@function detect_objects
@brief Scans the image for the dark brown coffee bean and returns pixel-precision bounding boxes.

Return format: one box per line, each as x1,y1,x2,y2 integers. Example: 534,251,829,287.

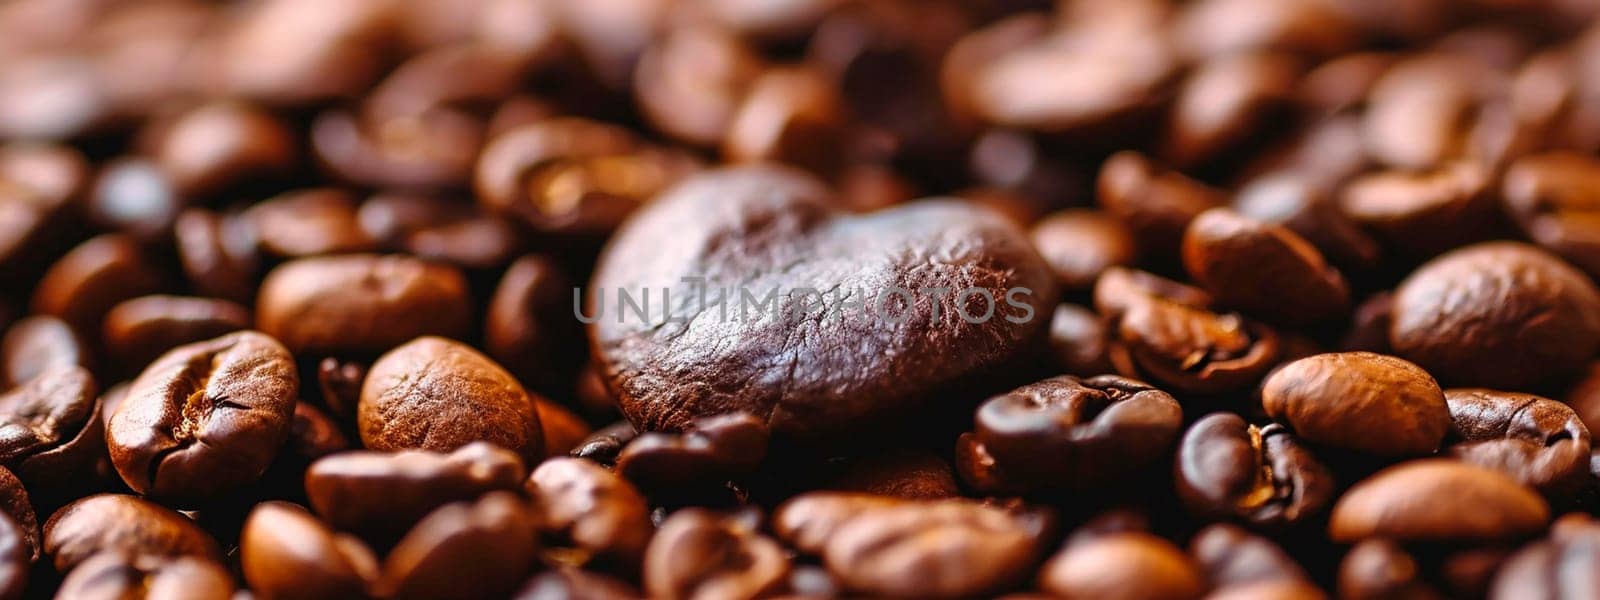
1174,0,1357,59
1261,352,1449,456
150,101,296,199
526,457,653,566
31,234,164,338
107,331,298,503
1338,539,1440,600
1030,209,1136,291
240,502,378,600
590,165,1056,442
84,158,181,241
1182,208,1350,325
1097,151,1227,260
1329,459,1548,543
173,208,260,305
1233,171,1382,273
966,132,1084,213
1189,523,1307,589
0,511,23,600
1038,532,1205,600
513,567,643,600
615,413,768,491
356,194,476,248
819,498,1045,598
485,255,581,394
1443,388,1591,499
644,508,790,600
1,316,88,389
535,398,590,459
0,468,35,564
285,401,350,462
359,337,543,461
315,357,366,420
966,375,1181,493
823,450,960,500
634,24,763,147
43,494,219,572
1162,52,1300,170
1107,293,1281,395
376,491,539,600
0,365,103,486
402,214,524,271
1175,413,1335,528
1338,292,1393,353
257,255,471,357
1490,513,1600,599
1047,304,1113,377
245,188,378,258
722,67,850,176
203,0,393,105
1093,267,1215,317
1360,53,1486,170
1501,150,1600,277
305,442,525,544
101,295,250,371
1339,161,1499,257
572,421,638,466
1391,242,1600,388
54,553,234,600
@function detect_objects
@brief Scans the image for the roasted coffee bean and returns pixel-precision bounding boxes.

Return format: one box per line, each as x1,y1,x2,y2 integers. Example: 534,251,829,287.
615,413,768,490
245,188,378,258
402,214,524,271
107,332,296,503
643,508,790,600
1329,459,1549,543
1047,304,1113,377
376,492,539,600
1338,539,1440,600
173,208,260,305
359,336,543,461
0,468,36,563
634,24,764,147
512,567,643,600
1503,152,1600,277
721,67,850,176
1174,0,1358,59
257,255,472,357
31,234,164,338
315,357,366,420
305,442,526,543
0,512,22,600
572,421,638,466
1175,413,1335,527
1444,389,1591,500
1338,292,1393,353
203,0,394,105
774,493,1045,598
1339,161,1499,257
966,375,1181,492
54,553,233,600
1390,242,1600,389
1097,152,1227,260
1093,267,1215,317
1233,171,1381,273
1189,523,1308,588
1038,532,1205,600
1162,52,1300,170
526,457,653,566
101,295,250,371
1360,53,1485,170
240,502,379,600
1181,208,1349,325
1490,513,1600,599
535,398,591,458
1107,293,1281,395
1261,352,1449,456
589,165,1055,441
148,100,295,199
43,494,219,572
84,158,181,241
823,450,960,499
0,315,88,389
0,365,103,486
1030,209,1136,291
485,255,581,394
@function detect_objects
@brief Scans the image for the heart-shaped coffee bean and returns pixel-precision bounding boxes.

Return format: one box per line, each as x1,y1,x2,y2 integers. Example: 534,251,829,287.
588,165,1057,440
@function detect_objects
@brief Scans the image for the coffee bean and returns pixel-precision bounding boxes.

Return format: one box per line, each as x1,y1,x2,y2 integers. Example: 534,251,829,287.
1502,150,1600,277
315,357,366,420
1030,209,1136,291
1329,459,1549,543
173,208,260,305
31,234,164,338
376,491,539,600
402,214,524,271
0,365,103,487
101,295,250,372
107,331,298,503
615,413,769,491
485,254,582,395
822,450,960,500
1339,161,1499,257
1443,388,1591,500
1391,242,1600,388
257,255,471,357
1047,304,1113,377
1338,292,1393,353
84,158,181,241
0,512,23,600
1107,292,1281,395
722,67,850,176
590,165,1055,441
1182,208,1349,325
534,398,590,459
633,24,763,147
1490,513,1600,598
1,316,89,389
204,0,393,105
1189,523,1308,588
359,337,543,461
1162,52,1300,170
1097,152,1227,260
150,100,296,199
305,442,525,544
241,502,378,600
1337,539,1438,600
54,553,233,600
512,567,643,600
1093,267,1215,317
1360,53,1484,170
526,457,653,566
244,188,378,258
644,508,790,600
571,421,638,466
1038,532,1205,600
965,375,1181,493
1175,413,1335,527
0,468,36,564
1233,171,1382,273
1261,352,1450,456
1175,0,1358,59
43,494,219,572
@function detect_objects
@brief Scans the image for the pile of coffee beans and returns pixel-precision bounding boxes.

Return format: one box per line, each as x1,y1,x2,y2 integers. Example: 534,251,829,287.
9,0,1600,597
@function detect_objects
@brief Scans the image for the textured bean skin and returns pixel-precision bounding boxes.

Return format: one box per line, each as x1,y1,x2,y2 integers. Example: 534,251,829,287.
359,337,544,462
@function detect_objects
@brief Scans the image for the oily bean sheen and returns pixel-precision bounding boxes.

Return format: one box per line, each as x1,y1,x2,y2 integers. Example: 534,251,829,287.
305,442,526,543
54,553,234,600
1175,413,1335,528
1261,352,1449,456
589,165,1056,441
644,508,790,600
101,295,251,371
256,254,472,357
526,457,652,566
1181,208,1349,325
1038,532,1206,600
241,502,378,600
108,331,298,503
0,513,21,600
0,364,101,483
1189,524,1308,588
1444,389,1592,499
1490,514,1600,599
359,337,544,461
1329,459,1549,543
1390,242,1600,389
43,494,219,572
377,492,540,600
